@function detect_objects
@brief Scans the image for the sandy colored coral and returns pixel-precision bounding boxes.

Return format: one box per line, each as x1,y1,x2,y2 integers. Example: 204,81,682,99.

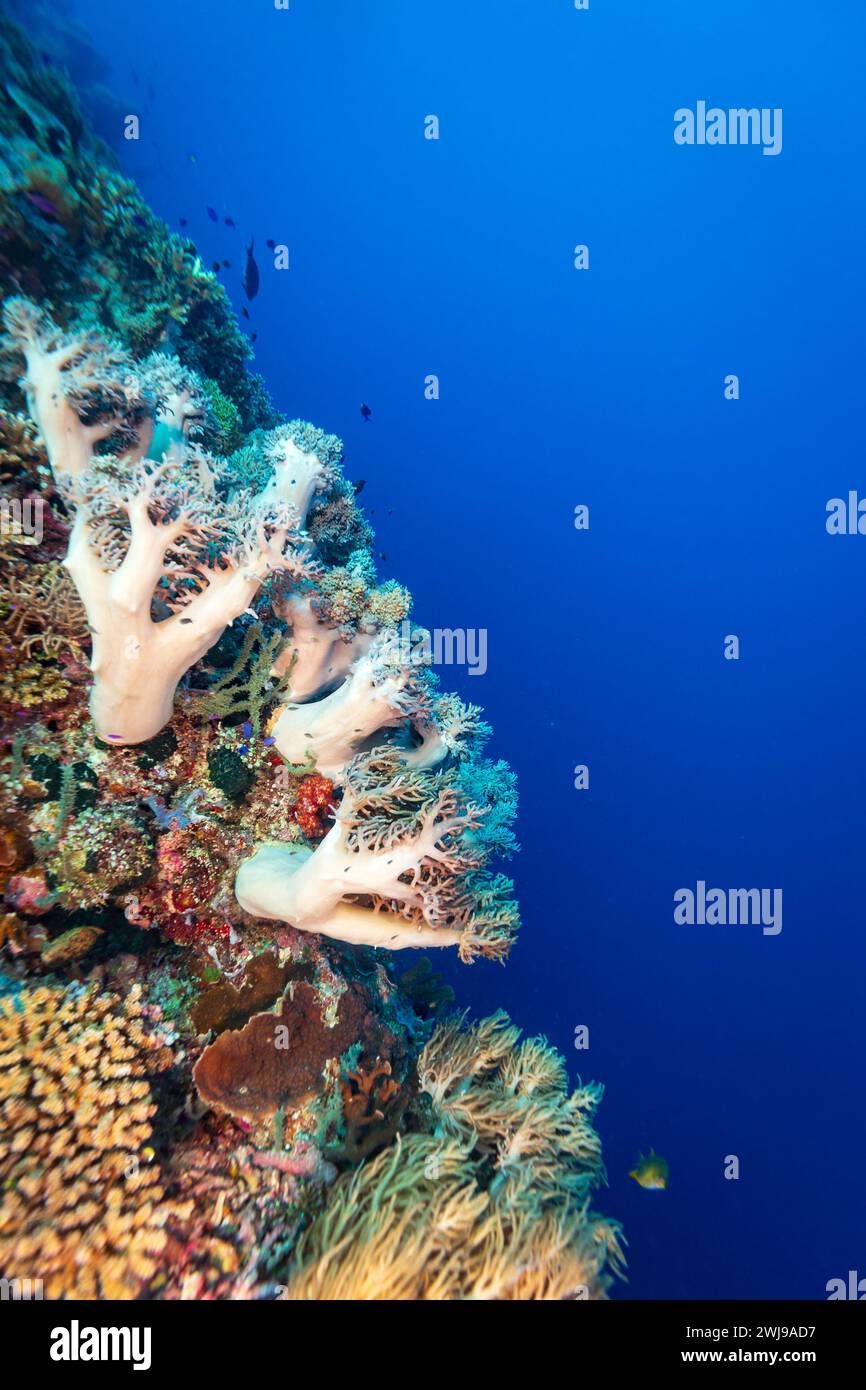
0,558,88,661
0,412,47,484
0,982,192,1299
284,1012,624,1301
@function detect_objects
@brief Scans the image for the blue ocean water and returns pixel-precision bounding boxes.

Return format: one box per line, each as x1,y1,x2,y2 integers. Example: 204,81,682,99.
69,0,865,1300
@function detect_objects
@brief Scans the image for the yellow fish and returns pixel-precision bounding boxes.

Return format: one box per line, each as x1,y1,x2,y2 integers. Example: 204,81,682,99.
629,1150,669,1190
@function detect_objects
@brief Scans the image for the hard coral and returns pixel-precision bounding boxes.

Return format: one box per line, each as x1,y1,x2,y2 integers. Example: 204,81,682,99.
0,982,193,1299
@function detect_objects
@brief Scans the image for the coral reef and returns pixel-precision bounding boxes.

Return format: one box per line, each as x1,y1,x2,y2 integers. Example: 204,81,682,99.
236,748,519,959
0,14,622,1303
285,1012,624,1300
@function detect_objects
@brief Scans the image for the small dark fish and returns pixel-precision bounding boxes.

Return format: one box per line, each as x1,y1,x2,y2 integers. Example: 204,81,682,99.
206,206,218,222
265,238,275,249
131,213,147,229
352,479,366,495
380,552,387,562
241,306,250,319
224,216,236,227
242,238,260,300
179,217,188,227
360,403,371,421
250,332,257,343
222,259,231,268
212,261,222,272
26,191,59,218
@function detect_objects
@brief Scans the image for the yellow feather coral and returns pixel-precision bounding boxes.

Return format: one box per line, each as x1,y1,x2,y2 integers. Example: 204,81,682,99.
284,1012,624,1300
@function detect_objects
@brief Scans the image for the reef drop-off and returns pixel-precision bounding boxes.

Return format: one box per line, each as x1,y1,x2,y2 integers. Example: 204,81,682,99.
0,11,622,1300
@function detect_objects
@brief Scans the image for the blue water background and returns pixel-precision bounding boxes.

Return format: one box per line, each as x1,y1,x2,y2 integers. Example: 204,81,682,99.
67,0,866,1300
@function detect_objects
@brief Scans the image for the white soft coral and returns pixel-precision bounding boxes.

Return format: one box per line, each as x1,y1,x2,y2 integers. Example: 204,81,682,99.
236,750,518,959
269,632,429,778
235,778,473,950
2,298,326,744
66,454,314,743
3,298,154,477
260,425,332,528
269,592,372,701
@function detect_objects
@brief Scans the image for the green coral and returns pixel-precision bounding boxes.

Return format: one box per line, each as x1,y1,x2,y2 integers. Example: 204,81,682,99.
196,624,288,734
200,377,244,455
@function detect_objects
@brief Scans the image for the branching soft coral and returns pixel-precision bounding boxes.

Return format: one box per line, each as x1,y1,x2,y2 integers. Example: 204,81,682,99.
269,591,373,701
269,590,490,783
236,749,520,959
269,632,433,779
3,297,154,478
397,690,492,771
3,298,320,744
257,423,336,530
269,554,410,704
63,454,314,743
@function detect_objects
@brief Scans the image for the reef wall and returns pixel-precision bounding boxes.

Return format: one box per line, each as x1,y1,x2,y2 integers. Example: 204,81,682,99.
0,12,621,1299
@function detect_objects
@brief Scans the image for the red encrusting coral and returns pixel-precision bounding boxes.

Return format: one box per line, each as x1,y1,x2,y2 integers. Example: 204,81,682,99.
291,773,334,839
